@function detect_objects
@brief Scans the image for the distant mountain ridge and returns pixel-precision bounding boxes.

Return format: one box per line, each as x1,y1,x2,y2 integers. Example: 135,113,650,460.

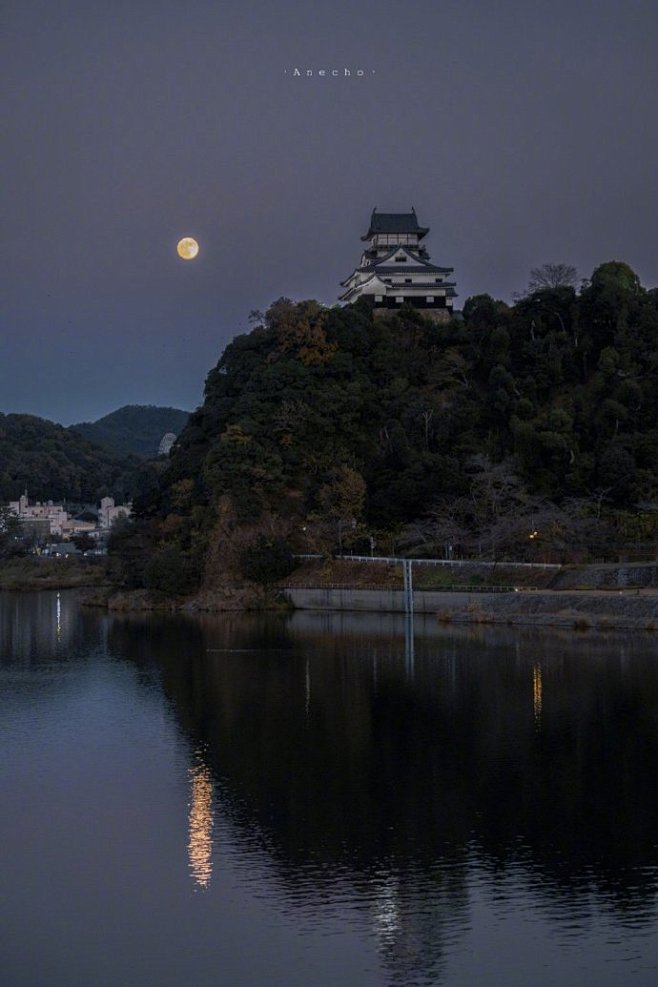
0,413,133,503
70,405,190,459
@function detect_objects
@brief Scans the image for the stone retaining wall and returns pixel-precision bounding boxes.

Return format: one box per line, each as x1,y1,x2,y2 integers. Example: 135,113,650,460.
285,587,658,630
551,563,658,589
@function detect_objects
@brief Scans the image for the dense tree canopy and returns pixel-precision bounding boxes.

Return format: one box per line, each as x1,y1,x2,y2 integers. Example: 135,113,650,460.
112,262,658,592
0,413,138,503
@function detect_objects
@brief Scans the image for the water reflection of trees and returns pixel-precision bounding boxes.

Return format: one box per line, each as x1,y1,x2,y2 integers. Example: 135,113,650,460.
108,612,658,979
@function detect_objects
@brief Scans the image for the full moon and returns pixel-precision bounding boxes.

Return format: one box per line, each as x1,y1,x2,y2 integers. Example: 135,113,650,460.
177,237,199,260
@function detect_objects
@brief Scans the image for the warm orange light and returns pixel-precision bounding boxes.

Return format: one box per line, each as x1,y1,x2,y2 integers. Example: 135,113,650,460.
533,663,543,727
188,763,214,888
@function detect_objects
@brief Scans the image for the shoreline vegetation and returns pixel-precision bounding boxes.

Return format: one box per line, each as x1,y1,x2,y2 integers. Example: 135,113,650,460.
0,557,109,591
77,557,658,632
4,555,658,631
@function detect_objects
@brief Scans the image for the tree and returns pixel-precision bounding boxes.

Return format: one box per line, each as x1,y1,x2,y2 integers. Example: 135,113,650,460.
239,536,295,586
316,465,366,521
0,506,24,559
462,294,501,325
527,264,579,293
144,545,202,596
266,298,337,366
423,499,471,558
590,261,641,294
72,532,95,554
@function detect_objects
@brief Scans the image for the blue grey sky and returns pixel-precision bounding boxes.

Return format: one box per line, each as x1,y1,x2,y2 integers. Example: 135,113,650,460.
2,0,656,424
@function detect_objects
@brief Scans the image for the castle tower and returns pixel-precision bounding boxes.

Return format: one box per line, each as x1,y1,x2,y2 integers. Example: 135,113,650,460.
339,208,457,321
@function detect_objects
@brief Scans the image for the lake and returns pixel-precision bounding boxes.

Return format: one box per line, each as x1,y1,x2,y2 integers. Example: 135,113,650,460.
2,591,658,985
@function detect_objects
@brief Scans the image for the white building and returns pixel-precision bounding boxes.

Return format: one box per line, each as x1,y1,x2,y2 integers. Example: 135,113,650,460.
340,208,457,321
99,497,132,529
8,493,69,537
7,493,102,540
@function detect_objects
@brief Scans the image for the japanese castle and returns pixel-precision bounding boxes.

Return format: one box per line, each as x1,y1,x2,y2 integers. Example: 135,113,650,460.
339,208,457,320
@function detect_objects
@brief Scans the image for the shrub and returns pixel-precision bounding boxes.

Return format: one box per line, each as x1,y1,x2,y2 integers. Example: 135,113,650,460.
143,545,201,596
240,536,295,586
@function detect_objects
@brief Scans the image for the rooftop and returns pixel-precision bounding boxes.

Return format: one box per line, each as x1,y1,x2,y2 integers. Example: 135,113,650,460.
361,208,429,240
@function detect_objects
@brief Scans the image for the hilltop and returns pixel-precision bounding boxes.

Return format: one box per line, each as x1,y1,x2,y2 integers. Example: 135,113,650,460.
0,413,135,503
70,405,190,459
109,261,658,603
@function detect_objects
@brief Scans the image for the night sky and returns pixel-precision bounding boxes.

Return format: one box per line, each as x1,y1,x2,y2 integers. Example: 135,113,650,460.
2,0,656,425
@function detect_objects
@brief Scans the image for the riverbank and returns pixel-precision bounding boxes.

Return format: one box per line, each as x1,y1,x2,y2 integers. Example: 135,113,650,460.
0,557,109,591
283,559,658,630
84,557,658,630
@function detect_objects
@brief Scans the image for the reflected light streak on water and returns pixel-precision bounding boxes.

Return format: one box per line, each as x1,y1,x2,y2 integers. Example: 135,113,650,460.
188,759,215,889
533,660,543,728
372,875,400,943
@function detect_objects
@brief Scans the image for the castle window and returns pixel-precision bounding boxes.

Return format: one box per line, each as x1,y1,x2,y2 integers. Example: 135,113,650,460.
404,279,412,284
395,256,406,262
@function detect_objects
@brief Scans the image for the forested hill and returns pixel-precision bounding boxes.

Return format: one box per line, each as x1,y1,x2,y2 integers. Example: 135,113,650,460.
71,405,190,458
113,261,658,595
0,413,136,503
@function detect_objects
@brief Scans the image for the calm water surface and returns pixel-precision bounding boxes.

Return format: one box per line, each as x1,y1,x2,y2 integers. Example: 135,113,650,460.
2,591,658,985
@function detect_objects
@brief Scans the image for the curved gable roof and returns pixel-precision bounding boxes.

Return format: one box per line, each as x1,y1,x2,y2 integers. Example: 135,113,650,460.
361,207,429,240
369,248,453,274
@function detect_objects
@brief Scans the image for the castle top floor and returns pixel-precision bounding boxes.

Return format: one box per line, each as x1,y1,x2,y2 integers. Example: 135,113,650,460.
361,208,430,255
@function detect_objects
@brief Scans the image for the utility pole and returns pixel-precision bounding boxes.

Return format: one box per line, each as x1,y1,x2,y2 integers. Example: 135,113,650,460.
402,559,415,676
402,559,414,616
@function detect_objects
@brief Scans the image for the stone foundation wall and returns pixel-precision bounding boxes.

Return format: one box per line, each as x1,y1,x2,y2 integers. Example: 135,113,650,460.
552,563,658,589
285,587,658,630
372,307,453,324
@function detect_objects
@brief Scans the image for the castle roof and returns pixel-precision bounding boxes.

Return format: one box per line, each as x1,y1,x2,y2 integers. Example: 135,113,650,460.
362,247,453,273
361,208,429,241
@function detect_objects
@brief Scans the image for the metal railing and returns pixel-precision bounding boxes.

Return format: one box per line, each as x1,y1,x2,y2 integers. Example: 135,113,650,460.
285,583,530,593
334,554,562,570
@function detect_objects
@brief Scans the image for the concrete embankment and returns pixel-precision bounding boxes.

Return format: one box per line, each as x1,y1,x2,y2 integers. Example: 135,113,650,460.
550,562,658,590
285,587,658,630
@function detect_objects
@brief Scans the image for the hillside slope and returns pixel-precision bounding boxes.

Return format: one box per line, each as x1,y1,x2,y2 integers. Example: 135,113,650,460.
109,262,658,597
71,405,190,459
0,413,135,502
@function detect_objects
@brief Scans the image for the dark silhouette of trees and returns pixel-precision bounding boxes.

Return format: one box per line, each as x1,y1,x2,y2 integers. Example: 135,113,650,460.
527,263,579,292
110,262,658,591
0,413,136,503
